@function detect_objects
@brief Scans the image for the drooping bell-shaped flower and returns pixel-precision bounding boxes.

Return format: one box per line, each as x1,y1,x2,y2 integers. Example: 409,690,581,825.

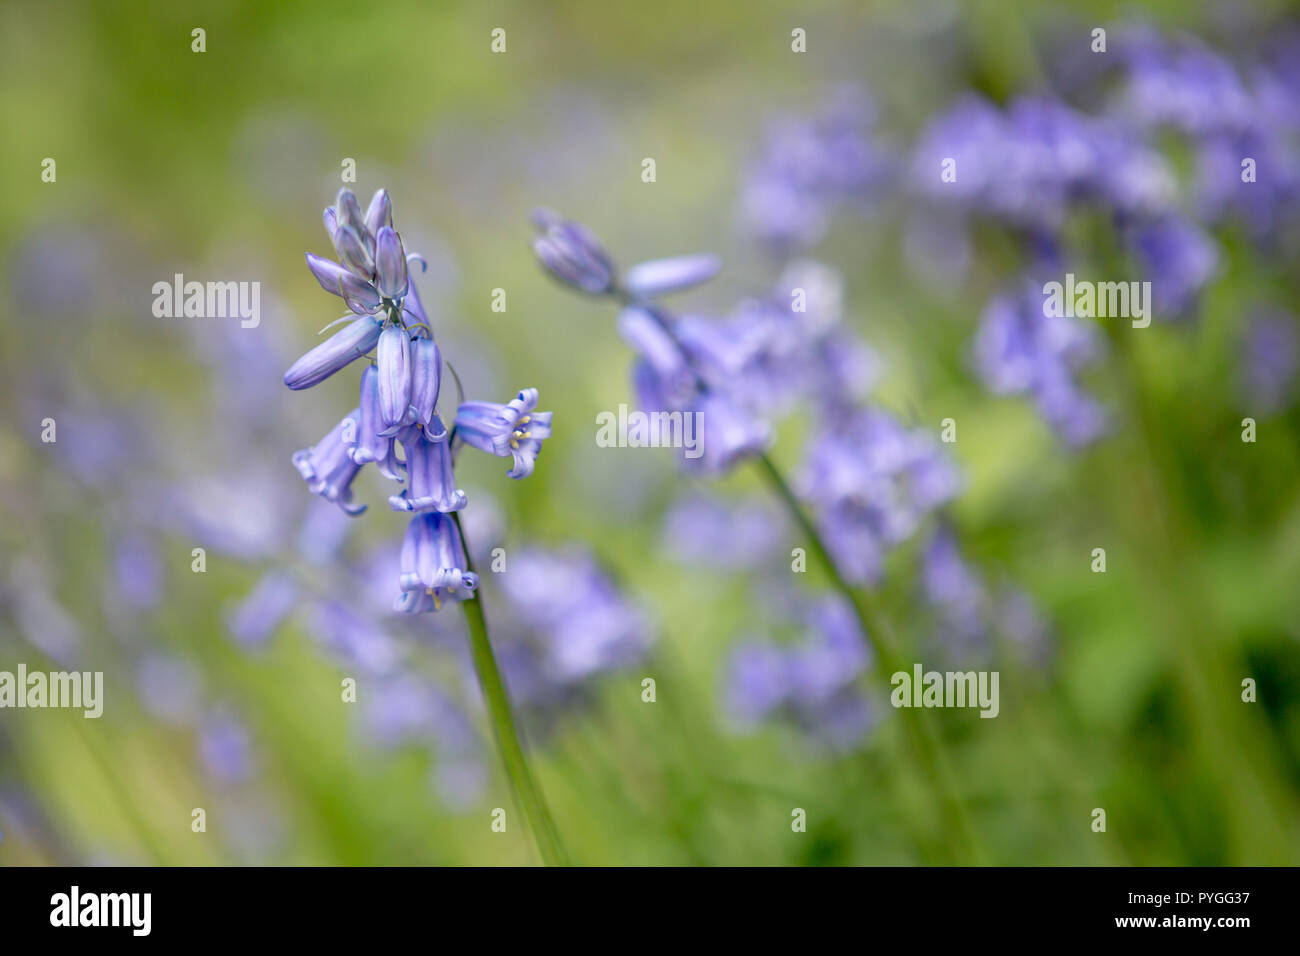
394,512,478,613
283,315,382,390
350,365,405,480
389,417,466,513
408,337,441,428
292,410,366,514
376,325,414,435
454,388,553,479
374,226,408,299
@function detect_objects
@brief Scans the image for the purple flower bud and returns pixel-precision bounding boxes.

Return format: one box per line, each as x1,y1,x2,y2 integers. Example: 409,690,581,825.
305,253,381,314
365,189,393,236
389,418,466,513
351,365,406,480
335,224,376,280
531,210,616,294
623,254,723,298
455,388,553,479
396,513,478,612
323,206,339,242
336,188,367,236
374,226,408,298
283,316,382,390
409,337,441,427
376,326,414,435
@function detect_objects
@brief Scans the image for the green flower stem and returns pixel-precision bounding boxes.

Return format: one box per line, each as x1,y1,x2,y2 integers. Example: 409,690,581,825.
754,452,986,865
454,513,570,866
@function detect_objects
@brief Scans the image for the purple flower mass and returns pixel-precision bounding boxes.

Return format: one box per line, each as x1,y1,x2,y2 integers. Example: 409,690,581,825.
974,283,1108,448
725,592,875,751
283,189,553,613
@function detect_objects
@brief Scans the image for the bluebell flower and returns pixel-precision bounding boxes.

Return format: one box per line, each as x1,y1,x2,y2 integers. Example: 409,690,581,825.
350,365,406,481
454,388,553,479
292,410,365,514
395,512,478,613
289,188,555,614
376,324,415,434
408,337,442,429
389,417,466,514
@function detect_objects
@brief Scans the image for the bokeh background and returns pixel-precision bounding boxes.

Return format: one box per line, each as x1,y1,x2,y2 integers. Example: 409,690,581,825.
2,0,1299,865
